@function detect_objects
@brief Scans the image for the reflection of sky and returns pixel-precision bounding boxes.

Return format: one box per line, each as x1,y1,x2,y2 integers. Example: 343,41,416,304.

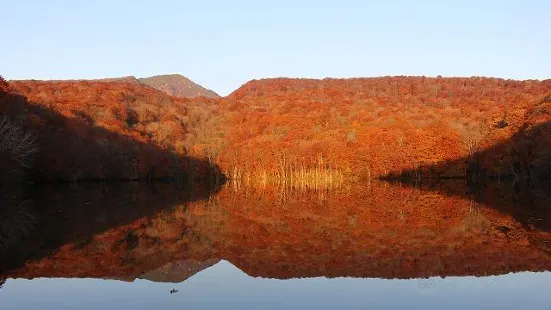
2,261,551,310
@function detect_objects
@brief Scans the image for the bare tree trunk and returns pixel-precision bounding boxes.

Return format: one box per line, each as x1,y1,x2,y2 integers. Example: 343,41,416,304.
0,116,37,181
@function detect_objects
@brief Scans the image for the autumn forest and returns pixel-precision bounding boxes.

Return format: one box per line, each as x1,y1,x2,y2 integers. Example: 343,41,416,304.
1,74,550,185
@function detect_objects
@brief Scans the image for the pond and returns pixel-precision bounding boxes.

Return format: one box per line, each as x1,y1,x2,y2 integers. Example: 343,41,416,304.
1,180,550,309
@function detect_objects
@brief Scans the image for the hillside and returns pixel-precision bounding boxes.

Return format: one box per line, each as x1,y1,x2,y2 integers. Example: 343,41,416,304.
96,76,142,85
0,76,223,182
2,75,551,184
203,77,551,182
139,74,219,99
9,74,218,99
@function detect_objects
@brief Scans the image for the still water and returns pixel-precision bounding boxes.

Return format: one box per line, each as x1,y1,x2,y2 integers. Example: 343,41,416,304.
1,180,550,309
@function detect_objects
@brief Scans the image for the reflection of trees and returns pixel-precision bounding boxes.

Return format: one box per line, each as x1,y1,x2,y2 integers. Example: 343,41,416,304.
195,182,551,279
0,200,37,258
461,200,490,234
0,181,224,278
2,180,551,281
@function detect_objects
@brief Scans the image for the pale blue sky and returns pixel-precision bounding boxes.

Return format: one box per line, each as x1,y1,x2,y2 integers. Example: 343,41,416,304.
1,0,550,95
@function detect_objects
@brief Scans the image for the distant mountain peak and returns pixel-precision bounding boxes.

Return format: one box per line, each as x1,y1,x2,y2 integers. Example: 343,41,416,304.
138,74,219,98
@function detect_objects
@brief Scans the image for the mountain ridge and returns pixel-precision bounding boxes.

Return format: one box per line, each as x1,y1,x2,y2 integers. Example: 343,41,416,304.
228,76,551,100
138,74,219,99
8,74,219,99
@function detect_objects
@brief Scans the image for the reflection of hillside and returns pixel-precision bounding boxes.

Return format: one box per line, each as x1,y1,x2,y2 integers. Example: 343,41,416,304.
203,183,551,279
139,259,220,283
0,182,222,278
2,182,550,282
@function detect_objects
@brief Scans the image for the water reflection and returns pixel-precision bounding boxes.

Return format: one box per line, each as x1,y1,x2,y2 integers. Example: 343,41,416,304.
0,181,223,276
2,262,551,310
0,180,550,308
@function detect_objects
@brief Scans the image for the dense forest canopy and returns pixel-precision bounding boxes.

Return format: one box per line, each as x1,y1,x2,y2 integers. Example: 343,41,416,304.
220,77,551,181
1,75,550,183
0,76,221,182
